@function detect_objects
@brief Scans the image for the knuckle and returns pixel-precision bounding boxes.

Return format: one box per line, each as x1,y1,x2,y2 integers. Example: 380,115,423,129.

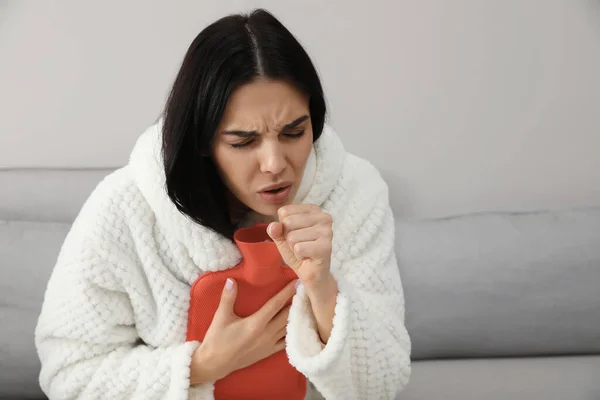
281,217,293,231
320,226,333,239
247,320,263,335
286,282,297,295
264,302,278,317
293,242,304,255
272,295,287,311
284,282,296,294
286,232,297,247
278,207,289,219
320,240,332,254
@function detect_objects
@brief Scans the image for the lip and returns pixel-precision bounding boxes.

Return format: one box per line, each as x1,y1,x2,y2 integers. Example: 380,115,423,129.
259,182,293,192
258,184,292,204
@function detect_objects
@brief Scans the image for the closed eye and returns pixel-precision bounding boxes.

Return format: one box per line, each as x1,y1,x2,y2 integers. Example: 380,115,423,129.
284,130,305,139
229,130,305,149
230,140,255,149
224,115,309,149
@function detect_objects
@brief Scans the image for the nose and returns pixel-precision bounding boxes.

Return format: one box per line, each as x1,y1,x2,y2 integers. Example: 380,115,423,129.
258,140,286,175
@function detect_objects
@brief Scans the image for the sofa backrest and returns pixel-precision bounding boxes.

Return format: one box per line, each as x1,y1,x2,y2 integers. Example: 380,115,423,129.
0,168,114,222
398,208,600,360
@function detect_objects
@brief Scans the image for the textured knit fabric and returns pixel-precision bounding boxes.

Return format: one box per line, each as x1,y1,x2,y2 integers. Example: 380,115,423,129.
34,121,411,400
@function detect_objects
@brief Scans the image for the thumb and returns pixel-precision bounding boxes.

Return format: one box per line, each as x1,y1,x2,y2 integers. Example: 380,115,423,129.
215,278,237,321
267,222,299,269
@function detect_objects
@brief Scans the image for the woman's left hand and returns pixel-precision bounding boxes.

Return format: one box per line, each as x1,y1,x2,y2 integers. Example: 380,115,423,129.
267,204,338,298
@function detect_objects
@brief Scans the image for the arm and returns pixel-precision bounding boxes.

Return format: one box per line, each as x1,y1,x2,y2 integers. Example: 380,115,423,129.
285,188,412,400
34,248,215,400
303,273,338,344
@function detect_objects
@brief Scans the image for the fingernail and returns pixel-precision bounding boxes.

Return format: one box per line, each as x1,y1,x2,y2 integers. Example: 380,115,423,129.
225,278,234,291
294,280,301,289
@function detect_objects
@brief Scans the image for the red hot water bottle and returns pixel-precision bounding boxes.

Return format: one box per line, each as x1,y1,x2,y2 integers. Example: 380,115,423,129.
186,223,306,400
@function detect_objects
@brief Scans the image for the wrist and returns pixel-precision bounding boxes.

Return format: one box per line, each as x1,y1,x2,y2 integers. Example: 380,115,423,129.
304,273,338,344
189,343,226,386
303,272,337,302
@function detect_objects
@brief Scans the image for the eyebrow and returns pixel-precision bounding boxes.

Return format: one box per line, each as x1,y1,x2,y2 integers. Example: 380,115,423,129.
222,115,310,137
281,115,310,131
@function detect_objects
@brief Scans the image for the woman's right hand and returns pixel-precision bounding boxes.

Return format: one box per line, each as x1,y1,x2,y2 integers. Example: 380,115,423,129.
189,278,299,385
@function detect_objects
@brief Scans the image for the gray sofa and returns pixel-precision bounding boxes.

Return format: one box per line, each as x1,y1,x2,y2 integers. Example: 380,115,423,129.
1,168,599,400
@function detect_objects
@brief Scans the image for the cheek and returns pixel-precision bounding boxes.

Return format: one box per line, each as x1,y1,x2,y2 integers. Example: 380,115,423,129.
291,133,313,167
212,146,246,189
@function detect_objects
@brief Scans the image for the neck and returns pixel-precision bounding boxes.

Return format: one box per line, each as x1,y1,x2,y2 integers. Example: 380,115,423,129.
227,192,276,229
249,212,277,224
227,191,250,225
237,210,276,230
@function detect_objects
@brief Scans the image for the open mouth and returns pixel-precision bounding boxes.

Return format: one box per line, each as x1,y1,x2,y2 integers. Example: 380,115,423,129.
259,184,292,204
263,186,289,194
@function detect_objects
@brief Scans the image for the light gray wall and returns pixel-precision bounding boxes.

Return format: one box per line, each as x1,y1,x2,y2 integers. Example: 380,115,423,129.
1,0,599,218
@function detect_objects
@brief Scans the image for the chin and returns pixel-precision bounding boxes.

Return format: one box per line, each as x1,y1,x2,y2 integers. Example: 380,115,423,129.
252,203,284,217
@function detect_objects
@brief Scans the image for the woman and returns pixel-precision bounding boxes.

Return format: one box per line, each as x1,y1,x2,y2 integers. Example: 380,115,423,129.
35,9,411,400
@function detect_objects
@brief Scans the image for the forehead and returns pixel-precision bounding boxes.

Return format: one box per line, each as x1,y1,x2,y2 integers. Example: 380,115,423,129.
218,79,309,131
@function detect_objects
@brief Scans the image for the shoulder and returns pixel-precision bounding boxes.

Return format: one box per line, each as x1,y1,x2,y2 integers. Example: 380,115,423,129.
66,166,151,250
325,153,396,265
50,166,154,288
331,152,389,207
343,153,389,195
78,166,143,220
323,152,391,227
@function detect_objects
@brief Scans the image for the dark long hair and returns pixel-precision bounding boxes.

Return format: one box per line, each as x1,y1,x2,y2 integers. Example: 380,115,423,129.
162,9,326,240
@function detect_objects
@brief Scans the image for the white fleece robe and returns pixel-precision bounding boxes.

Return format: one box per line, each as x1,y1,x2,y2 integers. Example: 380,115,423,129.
34,121,411,400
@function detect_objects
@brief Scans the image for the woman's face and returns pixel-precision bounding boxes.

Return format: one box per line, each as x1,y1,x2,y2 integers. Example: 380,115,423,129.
212,79,314,217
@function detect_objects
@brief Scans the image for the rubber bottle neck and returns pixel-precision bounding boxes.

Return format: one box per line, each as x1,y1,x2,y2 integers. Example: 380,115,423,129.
233,224,283,285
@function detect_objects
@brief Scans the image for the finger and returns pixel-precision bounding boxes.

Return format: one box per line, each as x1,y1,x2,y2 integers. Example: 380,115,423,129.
275,326,287,341
281,212,331,234
267,222,299,268
267,305,290,335
253,280,298,322
293,237,332,259
285,226,331,249
278,204,321,220
214,278,237,322
270,338,287,355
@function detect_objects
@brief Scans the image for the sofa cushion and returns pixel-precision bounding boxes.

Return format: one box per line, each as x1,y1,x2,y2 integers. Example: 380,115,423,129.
397,207,600,360
0,220,70,399
401,355,600,400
